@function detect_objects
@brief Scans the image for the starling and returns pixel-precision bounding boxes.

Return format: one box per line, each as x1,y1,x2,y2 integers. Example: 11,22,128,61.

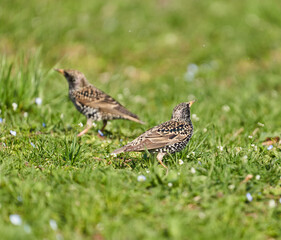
55,69,144,137
112,101,195,168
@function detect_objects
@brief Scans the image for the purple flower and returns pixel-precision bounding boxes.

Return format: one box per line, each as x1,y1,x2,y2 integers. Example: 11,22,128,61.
246,193,253,202
42,123,46,127
267,145,273,150
10,130,17,136
0,118,2,123
98,130,104,136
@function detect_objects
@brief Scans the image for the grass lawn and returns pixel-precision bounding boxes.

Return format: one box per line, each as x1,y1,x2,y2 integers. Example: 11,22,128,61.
0,0,281,239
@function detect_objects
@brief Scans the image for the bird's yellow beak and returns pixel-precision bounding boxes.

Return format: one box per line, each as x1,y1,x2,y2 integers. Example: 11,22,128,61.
188,100,196,107
54,68,64,75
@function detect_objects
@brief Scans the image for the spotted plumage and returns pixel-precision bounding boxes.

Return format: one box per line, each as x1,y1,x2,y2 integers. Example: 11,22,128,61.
112,101,195,168
55,69,144,137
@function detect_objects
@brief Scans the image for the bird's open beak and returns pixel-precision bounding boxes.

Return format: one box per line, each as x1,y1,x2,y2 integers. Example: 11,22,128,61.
188,100,196,107
54,68,64,75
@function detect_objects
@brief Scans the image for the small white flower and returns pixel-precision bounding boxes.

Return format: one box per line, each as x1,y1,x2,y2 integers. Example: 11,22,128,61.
190,167,196,174
191,114,199,121
56,233,63,240
177,172,181,175
251,144,257,151
17,196,23,202
191,151,195,156
78,122,83,127
96,222,104,231
24,224,32,233
35,97,42,106
10,130,17,136
257,122,264,127
228,184,235,190
194,196,201,202
60,113,64,119
12,103,18,111
248,135,253,139
146,169,150,173
92,122,97,127
188,94,196,100
179,159,184,165
255,175,260,180
279,198,281,204
203,128,207,133
117,94,123,100
9,214,22,225
198,212,206,219
235,147,242,154
186,155,190,158
137,175,146,182
269,200,276,208
184,63,199,81
242,155,248,163
111,153,117,158
267,145,273,150
222,105,230,112
246,193,253,202
23,112,28,118
217,146,223,151
168,182,173,187
49,219,58,230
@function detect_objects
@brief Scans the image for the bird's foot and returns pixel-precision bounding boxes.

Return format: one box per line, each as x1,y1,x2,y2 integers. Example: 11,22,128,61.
97,130,106,139
156,152,168,174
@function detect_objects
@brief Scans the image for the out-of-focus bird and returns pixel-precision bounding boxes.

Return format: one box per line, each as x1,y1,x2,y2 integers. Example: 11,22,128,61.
55,69,144,137
112,101,195,168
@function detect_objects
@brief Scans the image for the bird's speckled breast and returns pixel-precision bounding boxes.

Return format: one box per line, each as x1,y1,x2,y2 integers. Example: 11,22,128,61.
69,90,101,120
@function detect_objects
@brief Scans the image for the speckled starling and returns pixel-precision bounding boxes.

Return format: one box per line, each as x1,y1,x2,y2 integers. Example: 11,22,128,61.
55,69,144,137
112,101,195,168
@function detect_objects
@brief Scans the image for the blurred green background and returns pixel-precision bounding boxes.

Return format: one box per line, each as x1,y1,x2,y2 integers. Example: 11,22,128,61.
0,0,281,239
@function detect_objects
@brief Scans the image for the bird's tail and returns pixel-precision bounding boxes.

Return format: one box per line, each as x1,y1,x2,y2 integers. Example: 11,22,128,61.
111,145,128,154
125,115,146,125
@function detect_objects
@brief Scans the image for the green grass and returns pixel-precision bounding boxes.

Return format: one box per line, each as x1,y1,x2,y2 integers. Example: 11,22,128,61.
1,0,281,239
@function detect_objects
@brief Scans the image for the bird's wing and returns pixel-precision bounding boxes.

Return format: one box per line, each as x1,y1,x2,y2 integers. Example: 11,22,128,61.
73,86,144,123
123,121,192,152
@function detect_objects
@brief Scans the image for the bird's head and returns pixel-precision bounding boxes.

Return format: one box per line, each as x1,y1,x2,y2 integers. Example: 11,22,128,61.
171,100,195,121
55,69,89,90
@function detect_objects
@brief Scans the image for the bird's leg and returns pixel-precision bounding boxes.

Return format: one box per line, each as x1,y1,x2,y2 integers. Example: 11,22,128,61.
77,119,92,137
156,152,168,169
97,120,107,139
101,120,107,132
